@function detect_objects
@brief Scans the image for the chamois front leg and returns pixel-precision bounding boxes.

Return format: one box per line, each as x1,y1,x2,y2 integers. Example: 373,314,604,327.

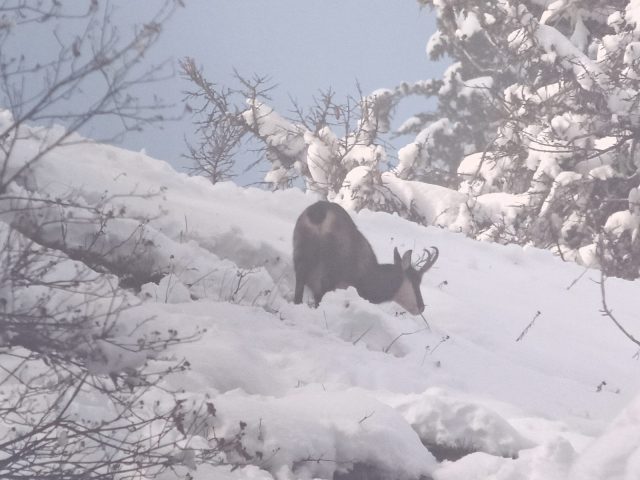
312,290,326,308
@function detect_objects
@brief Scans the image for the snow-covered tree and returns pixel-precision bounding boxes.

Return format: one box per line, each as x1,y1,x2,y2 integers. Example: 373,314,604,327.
416,0,640,278
182,59,419,218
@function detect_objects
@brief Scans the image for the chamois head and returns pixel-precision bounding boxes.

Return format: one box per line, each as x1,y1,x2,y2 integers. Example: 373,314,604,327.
392,246,439,315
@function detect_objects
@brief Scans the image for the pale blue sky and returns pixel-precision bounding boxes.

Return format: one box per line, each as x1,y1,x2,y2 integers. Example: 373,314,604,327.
22,1,448,175
128,1,447,172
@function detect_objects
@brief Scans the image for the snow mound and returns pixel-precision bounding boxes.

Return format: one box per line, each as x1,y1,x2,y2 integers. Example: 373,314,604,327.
390,388,533,459
212,388,437,480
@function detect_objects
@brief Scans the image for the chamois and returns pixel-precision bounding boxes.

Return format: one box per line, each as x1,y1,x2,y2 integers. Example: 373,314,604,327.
293,201,438,314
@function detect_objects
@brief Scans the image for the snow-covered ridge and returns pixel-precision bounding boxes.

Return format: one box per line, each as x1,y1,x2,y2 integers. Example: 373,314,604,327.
3,119,640,479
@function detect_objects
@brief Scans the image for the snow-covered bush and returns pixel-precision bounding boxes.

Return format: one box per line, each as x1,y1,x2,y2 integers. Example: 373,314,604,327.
0,3,259,478
0,220,214,478
181,61,422,218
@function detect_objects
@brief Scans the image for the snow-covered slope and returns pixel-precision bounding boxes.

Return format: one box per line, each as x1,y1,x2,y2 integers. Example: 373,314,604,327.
5,123,640,479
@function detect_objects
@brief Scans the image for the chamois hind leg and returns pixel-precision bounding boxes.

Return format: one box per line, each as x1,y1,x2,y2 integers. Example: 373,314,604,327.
293,253,312,304
294,275,304,304
293,262,306,304
314,257,342,307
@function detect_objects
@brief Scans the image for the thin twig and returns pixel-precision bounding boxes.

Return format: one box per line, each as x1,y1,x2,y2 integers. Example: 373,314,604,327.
352,323,374,345
599,273,640,348
358,411,375,424
516,310,542,342
566,267,589,291
384,327,428,353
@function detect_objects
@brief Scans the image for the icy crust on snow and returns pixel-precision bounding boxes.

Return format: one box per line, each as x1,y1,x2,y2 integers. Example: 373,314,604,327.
4,116,640,479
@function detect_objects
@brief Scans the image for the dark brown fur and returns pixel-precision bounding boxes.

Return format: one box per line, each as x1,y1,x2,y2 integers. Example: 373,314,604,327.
293,201,438,313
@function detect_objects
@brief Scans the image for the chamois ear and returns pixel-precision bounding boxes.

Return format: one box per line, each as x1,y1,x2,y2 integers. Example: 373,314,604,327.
393,247,402,266
401,249,413,270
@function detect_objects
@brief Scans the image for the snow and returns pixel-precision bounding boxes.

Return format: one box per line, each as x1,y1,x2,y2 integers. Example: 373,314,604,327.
242,100,305,158
608,10,625,33
427,30,444,57
389,388,533,458
458,152,501,194
540,0,568,25
4,117,640,479
604,210,640,238
570,15,589,52
211,388,438,479
439,62,463,96
459,76,494,100
335,165,381,211
382,172,467,226
568,393,640,480
455,11,482,40
305,128,336,195
624,41,640,65
511,19,604,91
630,187,640,211
398,116,423,134
416,117,454,144
397,141,423,177
435,438,576,480
626,0,640,32
589,164,618,180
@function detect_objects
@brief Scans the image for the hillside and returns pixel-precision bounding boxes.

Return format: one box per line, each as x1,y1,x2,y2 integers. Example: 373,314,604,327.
2,120,640,479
